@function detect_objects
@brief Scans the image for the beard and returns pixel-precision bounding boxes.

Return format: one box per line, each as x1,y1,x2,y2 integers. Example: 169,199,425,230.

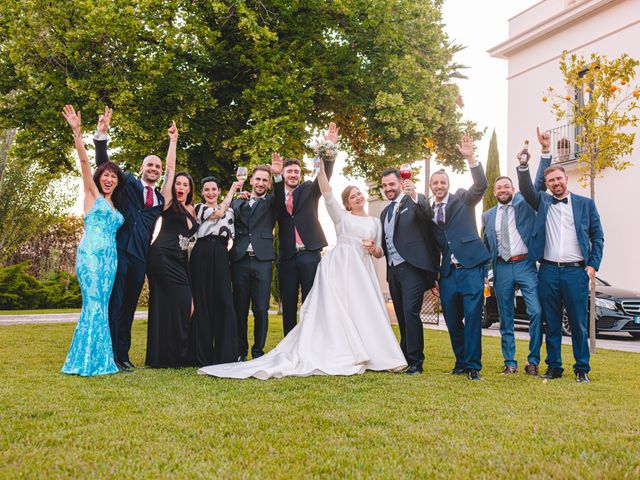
497,194,513,204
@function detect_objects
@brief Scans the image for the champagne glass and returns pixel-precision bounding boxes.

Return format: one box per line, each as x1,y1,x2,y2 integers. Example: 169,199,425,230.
236,166,248,183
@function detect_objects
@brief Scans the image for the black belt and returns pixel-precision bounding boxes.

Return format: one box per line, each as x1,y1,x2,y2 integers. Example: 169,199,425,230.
541,259,585,268
201,234,228,245
246,251,256,257
295,246,307,253
451,262,464,269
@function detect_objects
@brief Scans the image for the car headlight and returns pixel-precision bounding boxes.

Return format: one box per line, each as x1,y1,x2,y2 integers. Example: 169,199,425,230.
595,298,617,310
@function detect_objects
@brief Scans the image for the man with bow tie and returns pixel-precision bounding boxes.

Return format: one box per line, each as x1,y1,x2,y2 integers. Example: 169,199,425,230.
231,161,283,361
429,133,490,381
517,129,604,383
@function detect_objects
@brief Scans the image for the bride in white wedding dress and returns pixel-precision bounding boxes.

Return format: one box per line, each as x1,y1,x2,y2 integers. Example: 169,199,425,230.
198,141,407,380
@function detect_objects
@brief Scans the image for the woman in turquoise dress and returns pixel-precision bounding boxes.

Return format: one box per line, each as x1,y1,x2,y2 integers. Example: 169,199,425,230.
61,105,124,376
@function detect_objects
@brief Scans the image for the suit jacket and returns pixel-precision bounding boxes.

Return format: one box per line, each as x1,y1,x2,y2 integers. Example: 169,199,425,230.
432,164,491,277
481,192,536,266
380,194,440,276
230,184,282,263
517,156,604,270
95,139,164,261
276,160,335,260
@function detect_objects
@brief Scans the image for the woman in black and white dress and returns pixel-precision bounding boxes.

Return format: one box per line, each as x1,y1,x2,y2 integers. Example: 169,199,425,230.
189,177,242,366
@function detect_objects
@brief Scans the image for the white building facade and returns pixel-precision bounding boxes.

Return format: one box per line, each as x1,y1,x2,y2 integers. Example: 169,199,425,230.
489,0,640,290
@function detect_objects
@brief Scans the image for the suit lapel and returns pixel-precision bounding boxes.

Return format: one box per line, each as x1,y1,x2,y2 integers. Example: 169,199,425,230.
293,187,310,214
570,193,584,236
486,207,497,248
393,196,408,230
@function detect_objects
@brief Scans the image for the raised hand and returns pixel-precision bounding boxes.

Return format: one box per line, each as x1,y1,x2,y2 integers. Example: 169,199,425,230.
324,122,339,144
536,126,550,153
455,132,475,162
402,178,417,200
168,120,178,142
97,106,112,135
517,149,531,168
270,152,283,175
62,105,82,136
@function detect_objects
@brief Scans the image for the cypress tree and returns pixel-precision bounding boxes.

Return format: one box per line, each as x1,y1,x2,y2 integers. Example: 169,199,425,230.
483,129,501,212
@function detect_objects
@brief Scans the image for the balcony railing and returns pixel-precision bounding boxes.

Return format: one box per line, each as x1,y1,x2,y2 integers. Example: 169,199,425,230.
546,123,580,165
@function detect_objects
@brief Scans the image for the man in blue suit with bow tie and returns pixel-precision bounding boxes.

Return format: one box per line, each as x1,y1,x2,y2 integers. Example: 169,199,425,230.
430,133,490,381
517,131,604,383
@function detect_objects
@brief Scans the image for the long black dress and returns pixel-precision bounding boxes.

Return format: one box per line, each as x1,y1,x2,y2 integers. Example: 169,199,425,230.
146,206,198,368
189,204,238,366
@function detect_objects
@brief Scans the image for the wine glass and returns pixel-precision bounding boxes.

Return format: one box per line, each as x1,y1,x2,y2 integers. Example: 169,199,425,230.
399,163,412,194
236,166,248,183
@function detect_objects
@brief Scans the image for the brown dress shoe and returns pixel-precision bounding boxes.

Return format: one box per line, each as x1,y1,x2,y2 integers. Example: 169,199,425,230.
524,364,539,377
500,365,518,375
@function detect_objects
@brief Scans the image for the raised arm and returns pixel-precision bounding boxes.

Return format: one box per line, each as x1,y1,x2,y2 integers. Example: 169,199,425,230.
534,127,551,192
94,106,112,165
160,121,178,209
62,105,98,214
456,132,487,206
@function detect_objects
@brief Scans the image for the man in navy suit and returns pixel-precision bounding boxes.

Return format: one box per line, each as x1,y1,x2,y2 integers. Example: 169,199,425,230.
93,107,166,370
518,136,604,382
430,133,490,381
275,123,338,336
480,129,550,376
231,161,283,360
380,170,439,375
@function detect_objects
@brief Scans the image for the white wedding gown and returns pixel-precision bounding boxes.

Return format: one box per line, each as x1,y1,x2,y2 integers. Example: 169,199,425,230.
198,191,407,379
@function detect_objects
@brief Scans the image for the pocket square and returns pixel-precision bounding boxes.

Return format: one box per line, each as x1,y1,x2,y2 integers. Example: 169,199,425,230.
399,207,409,214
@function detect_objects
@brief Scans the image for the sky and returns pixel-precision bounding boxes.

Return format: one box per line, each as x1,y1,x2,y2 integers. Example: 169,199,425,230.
319,0,540,245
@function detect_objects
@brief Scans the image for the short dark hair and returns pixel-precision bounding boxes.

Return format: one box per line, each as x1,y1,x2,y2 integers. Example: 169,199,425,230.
543,165,566,179
93,161,124,208
494,176,513,186
200,176,219,190
252,165,271,177
380,168,400,180
284,158,301,169
430,169,449,182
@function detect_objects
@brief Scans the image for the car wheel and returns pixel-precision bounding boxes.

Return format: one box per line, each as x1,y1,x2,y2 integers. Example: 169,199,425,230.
630,332,640,339
561,309,571,336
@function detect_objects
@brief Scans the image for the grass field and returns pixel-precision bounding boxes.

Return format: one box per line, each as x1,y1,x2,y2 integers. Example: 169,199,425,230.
1,317,639,479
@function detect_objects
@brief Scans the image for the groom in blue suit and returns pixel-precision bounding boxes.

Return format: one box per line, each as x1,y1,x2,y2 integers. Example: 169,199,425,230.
430,133,490,381
517,136,604,382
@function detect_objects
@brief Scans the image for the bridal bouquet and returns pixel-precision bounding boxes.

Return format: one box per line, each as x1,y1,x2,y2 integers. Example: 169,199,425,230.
313,137,338,163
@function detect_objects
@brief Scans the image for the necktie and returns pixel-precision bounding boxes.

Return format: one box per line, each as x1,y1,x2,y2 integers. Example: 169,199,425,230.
285,191,303,246
500,204,511,262
386,201,396,223
144,186,154,208
552,197,568,205
249,197,257,208
436,203,445,226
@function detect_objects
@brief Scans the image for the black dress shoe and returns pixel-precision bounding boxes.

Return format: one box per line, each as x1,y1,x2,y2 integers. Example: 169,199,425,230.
116,362,132,372
237,355,247,362
448,367,466,375
575,371,590,383
467,369,482,381
405,365,423,375
540,368,563,379
121,360,136,370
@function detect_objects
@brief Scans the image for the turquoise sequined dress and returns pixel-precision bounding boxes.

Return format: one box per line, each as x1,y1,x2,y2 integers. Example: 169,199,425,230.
62,196,124,376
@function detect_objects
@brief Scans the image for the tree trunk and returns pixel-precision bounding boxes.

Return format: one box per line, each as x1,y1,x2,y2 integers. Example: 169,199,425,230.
589,156,596,353
423,154,431,196
0,128,18,198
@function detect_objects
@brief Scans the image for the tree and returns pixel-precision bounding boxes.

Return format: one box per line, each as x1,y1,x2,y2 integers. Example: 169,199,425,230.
545,51,639,352
0,0,479,186
482,129,500,212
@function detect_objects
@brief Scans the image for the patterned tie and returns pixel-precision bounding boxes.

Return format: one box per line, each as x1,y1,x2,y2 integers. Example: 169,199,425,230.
436,203,445,226
285,191,303,246
144,186,154,208
386,201,396,223
500,204,511,262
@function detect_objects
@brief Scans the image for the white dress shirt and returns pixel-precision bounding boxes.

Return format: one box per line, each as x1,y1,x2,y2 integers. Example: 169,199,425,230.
543,193,583,262
495,201,528,257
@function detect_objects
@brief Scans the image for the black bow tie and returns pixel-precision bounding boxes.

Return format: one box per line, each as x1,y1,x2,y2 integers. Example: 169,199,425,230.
552,197,568,205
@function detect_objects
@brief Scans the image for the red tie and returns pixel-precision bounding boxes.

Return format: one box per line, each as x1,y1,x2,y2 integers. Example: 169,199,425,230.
144,186,154,208
286,191,303,246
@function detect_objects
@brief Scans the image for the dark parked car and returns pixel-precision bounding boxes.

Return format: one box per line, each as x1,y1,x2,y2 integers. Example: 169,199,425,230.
483,272,640,338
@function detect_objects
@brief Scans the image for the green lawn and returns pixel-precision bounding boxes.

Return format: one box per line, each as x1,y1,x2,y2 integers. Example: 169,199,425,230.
1,317,639,479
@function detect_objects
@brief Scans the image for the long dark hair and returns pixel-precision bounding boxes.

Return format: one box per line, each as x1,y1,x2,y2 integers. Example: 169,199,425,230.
170,171,194,215
93,161,124,209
